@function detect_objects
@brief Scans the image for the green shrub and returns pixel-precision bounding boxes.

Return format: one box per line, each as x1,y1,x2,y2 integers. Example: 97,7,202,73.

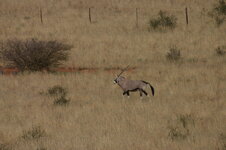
0,39,72,71
149,11,177,31
209,0,226,26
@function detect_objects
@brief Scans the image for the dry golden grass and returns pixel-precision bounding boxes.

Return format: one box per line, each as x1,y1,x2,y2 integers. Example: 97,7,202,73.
0,0,226,150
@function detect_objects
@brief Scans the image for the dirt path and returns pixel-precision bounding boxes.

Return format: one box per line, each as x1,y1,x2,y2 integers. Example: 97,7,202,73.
0,67,136,75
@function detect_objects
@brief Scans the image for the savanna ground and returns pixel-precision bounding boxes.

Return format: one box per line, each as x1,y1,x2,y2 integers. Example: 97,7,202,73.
0,0,226,149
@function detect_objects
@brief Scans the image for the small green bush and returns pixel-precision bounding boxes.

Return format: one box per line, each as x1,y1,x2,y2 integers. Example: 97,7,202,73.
22,126,46,140
149,11,177,31
209,0,226,26
166,46,181,61
0,39,72,71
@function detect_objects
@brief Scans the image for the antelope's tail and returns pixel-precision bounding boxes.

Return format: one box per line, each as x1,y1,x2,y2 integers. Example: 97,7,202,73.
142,81,155,96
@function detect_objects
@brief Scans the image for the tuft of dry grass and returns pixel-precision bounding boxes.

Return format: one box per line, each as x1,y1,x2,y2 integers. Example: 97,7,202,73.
22,126,46,140
0,0,226,150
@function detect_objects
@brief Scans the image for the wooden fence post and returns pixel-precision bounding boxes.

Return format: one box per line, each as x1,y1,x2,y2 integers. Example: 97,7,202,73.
89,8,92,23
136,8,139,28
185,7,189,25
40,8,43,24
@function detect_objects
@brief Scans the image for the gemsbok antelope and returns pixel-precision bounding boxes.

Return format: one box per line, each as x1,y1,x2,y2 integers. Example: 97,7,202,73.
114,66,155,98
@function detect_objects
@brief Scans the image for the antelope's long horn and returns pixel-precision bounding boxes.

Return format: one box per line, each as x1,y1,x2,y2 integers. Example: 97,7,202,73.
117,65,130,76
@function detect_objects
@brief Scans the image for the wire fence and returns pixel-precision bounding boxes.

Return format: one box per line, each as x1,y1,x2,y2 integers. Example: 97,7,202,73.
34,7,193,27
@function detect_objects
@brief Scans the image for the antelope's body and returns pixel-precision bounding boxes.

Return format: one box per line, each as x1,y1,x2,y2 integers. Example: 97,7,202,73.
114,76,155,97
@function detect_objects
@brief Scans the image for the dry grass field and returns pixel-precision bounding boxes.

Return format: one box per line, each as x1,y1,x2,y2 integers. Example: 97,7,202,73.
0,0,226,150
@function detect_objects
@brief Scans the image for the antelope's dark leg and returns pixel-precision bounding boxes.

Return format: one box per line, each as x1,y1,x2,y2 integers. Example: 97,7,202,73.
139,89,143,97
126,91,130,96
123,91,130,96
141,89,148,96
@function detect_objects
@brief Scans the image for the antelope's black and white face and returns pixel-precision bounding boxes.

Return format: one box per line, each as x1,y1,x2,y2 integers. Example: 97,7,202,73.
113,76,125,84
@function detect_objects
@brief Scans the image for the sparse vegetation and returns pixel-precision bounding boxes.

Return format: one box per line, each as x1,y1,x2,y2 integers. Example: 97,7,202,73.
0,0,226,150
166,46,181,61
43,85,70,105
178,114,195,128
54,96,70,105
149,11,177,31
219,133,226,150
168,127,189,140
22,126,46,140
209,0,226,26
36,147,47,150
168,114,194,141
215,45,226,56
47,85,67,97
0,144,11,150
0,39,72,71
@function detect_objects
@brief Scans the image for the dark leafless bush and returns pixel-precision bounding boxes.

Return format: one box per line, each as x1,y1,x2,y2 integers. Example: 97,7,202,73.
0,39,72,71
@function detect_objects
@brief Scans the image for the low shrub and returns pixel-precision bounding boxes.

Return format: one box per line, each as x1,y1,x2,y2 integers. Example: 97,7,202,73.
214,0,226,15
0,39,72,71
47,85,67,97
168,127,189,141
41,85,70,106
215,46,226,56
0,143,11,150
149,11,177,31
209,0,226,26
166,46,181,61
54,96,70,105
22,126,46,140
168,114,195,141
